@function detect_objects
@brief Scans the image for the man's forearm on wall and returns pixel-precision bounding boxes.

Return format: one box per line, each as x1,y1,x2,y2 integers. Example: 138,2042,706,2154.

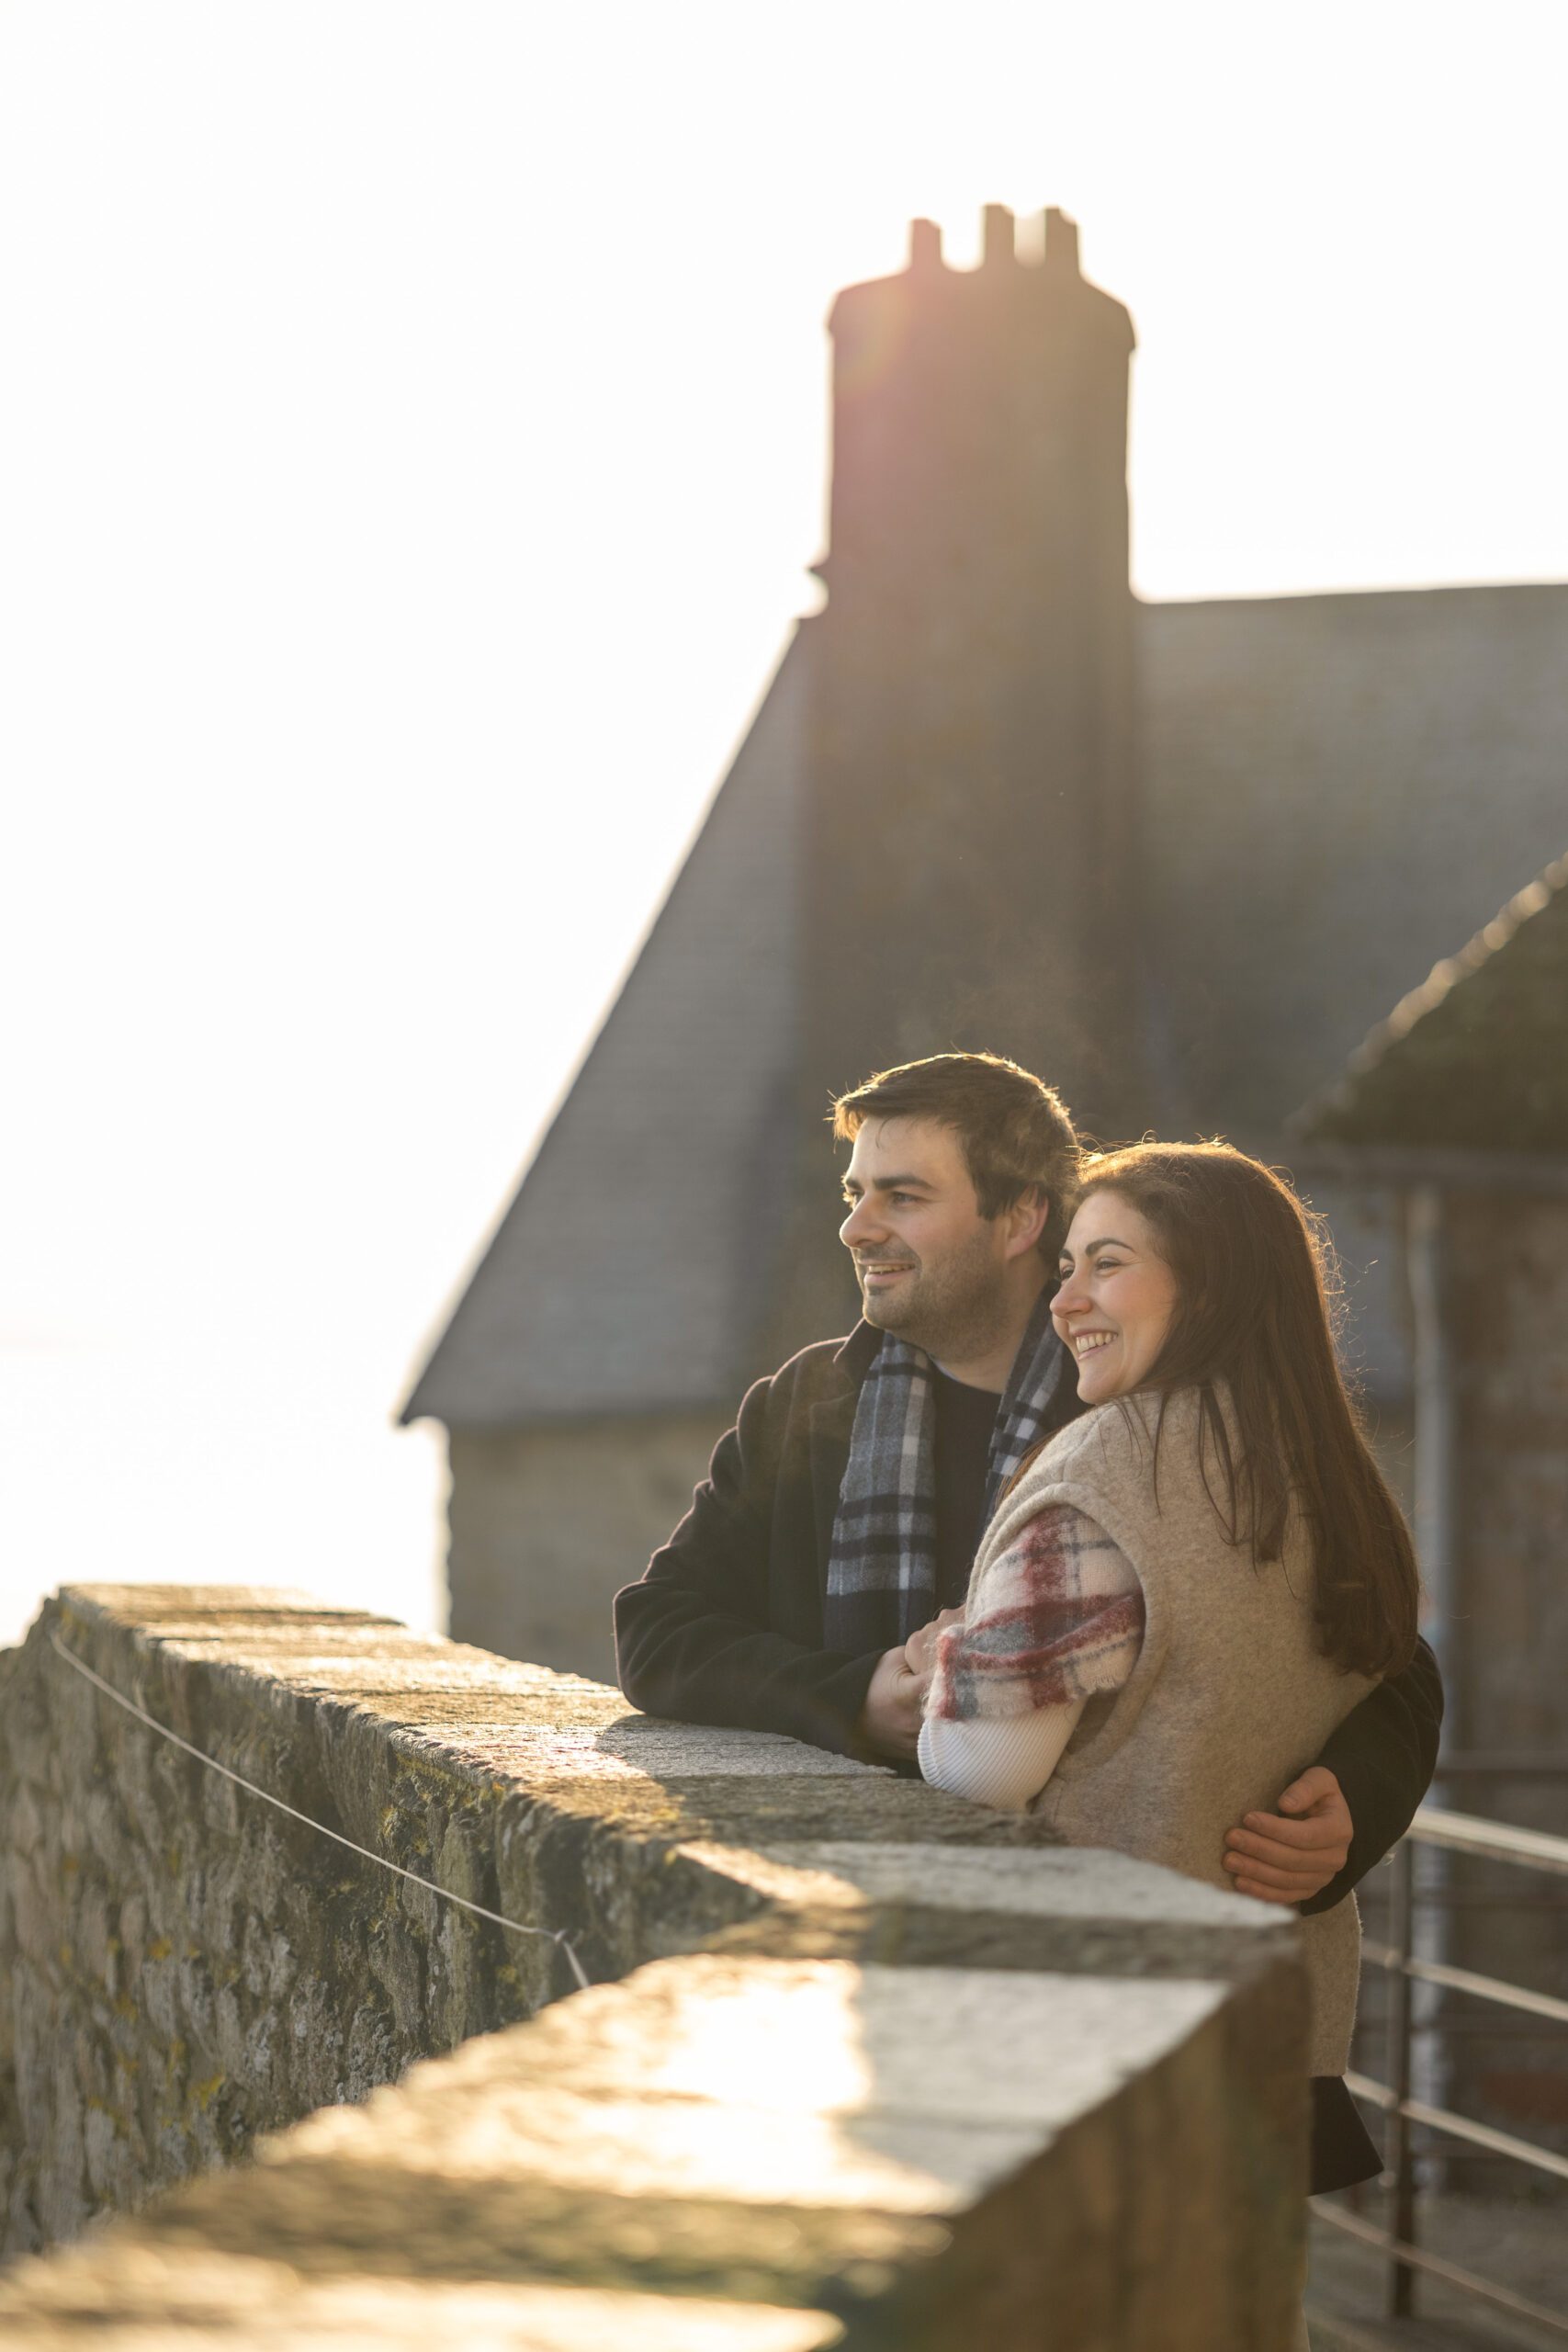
615,1584,880,1753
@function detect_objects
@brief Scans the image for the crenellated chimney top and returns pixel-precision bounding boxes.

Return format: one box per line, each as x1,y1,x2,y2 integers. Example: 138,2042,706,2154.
981,203,1016,267
1043,206,1081,275
908,217,944,274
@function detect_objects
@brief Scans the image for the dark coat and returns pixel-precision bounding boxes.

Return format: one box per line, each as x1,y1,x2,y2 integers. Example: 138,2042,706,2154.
613,1322,1442,1917
615,1328,884,1757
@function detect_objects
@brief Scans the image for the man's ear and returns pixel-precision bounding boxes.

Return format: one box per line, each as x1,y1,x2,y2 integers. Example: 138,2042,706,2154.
1004,1186,1051,1261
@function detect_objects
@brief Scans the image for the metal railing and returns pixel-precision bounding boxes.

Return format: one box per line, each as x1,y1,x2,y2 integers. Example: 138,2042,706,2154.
1314,1800,1568,2338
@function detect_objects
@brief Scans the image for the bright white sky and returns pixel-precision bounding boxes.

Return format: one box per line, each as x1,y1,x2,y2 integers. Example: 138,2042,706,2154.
4,0,1567,1648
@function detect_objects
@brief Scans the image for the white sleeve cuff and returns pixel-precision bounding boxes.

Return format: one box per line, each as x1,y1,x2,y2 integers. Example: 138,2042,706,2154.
918,1702,1086,1812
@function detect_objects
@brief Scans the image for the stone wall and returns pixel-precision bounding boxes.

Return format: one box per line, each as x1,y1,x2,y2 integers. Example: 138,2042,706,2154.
2,1584,1313,2346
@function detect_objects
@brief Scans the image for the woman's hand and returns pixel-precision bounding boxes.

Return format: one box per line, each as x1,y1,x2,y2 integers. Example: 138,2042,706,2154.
903,1606,966,1684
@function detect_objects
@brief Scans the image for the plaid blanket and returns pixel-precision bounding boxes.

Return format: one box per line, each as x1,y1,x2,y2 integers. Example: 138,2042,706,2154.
822,1291,1070,1655
926,1503,1145,1721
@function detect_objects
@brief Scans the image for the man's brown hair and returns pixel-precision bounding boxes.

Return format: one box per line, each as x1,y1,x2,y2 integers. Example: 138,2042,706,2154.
831,1052,1079,1263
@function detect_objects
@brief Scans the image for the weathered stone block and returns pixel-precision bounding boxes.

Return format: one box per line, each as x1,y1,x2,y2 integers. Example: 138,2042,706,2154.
0,1942,1303,2347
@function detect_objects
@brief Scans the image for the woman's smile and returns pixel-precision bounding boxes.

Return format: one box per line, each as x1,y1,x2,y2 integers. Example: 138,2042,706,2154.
1053,1190,1179,1400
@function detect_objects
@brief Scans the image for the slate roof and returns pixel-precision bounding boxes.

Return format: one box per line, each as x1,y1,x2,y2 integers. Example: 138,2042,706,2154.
401,627,809,1428
1293,849,1568,1151
1140,583,1568,1142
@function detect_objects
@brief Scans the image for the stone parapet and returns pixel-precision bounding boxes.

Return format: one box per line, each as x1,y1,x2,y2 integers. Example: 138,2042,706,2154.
2,1585,1310,2346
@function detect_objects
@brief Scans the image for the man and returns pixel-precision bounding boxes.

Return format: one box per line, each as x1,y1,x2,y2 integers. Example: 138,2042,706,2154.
615,1052,1441,1910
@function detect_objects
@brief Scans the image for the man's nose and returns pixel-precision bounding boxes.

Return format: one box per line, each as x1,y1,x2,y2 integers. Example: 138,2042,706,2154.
840,1195,885,1249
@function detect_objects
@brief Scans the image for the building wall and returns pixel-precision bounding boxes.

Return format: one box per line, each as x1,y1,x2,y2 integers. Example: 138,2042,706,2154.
1447,1195,1568,2171
446,1413,732,1683
1450,1193,1568,1758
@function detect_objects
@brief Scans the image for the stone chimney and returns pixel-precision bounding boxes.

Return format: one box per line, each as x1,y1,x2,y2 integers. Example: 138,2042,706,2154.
769,205,1141,1347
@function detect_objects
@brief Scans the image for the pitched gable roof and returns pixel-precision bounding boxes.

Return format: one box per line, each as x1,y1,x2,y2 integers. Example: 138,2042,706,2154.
1292,850,1568,1152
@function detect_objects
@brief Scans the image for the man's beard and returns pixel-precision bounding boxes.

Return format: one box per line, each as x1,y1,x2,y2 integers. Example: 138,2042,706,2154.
857,1225,1016,1367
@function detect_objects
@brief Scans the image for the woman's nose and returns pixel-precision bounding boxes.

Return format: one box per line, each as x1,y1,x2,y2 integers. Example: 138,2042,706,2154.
1051,1274,1085,1317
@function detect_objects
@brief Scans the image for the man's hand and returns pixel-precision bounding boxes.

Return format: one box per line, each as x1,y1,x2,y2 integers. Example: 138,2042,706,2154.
855,1644,926,1763
902,1607,964,1682
1223,1766,1354,1905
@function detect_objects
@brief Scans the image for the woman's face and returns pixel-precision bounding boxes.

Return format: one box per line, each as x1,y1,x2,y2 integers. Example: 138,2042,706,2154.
1053,1190,1180,1403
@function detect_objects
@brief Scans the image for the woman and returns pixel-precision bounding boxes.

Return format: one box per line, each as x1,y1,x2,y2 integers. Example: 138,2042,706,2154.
914,1141,1420,2204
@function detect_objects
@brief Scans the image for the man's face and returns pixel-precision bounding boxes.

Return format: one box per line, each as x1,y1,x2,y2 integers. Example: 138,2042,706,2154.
839,1115,1020,1359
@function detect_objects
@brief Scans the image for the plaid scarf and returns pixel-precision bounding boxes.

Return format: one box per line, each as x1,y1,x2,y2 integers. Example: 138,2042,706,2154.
823,1291,1070,1655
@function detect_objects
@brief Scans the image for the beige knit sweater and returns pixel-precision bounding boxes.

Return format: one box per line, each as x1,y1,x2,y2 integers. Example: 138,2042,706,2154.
973,1385,1374,2075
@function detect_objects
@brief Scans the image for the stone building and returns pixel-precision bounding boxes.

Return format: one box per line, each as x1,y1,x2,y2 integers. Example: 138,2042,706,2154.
1292,852,1568,2171
401,206,1568,1688
1293,848,1568,1749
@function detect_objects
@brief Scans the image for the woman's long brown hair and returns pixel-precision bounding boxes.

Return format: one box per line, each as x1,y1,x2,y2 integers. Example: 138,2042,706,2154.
1074,1141,1420,1679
